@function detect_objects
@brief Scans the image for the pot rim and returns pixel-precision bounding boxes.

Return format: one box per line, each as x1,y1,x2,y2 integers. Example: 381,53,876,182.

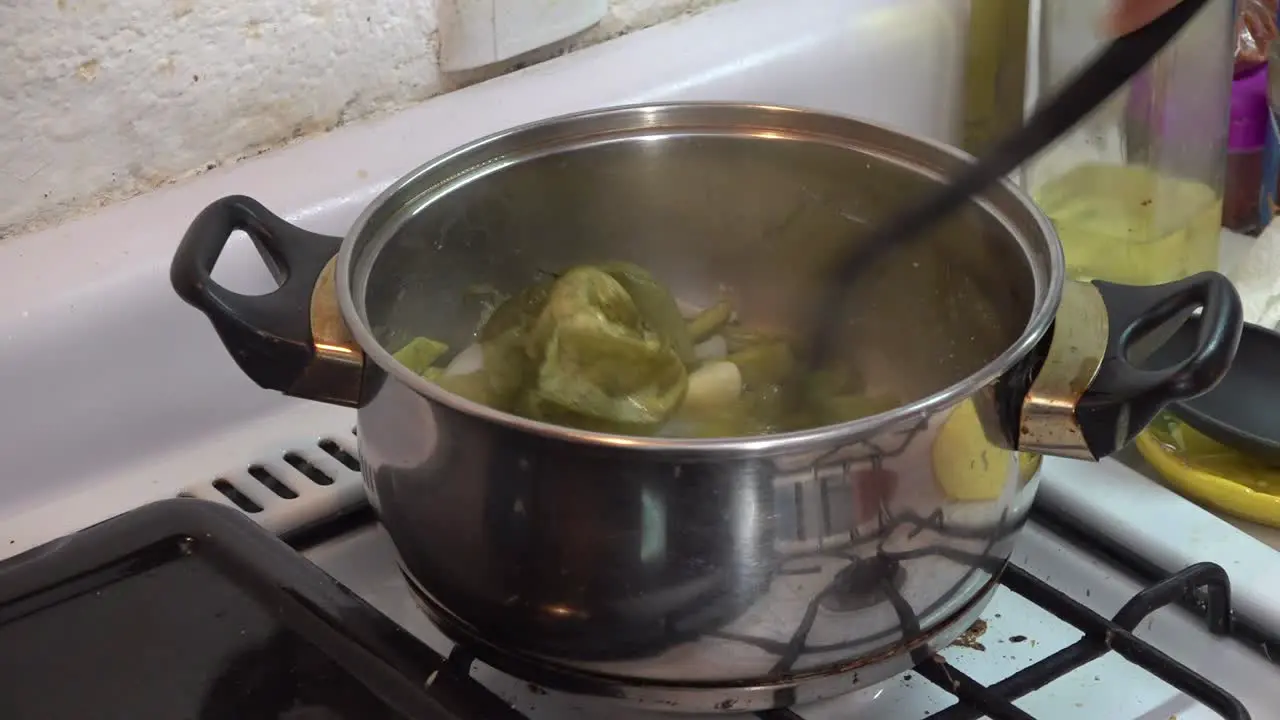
335,101,1065,456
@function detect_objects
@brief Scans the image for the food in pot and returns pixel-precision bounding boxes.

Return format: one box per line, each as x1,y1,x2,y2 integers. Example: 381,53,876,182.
391,261,899,438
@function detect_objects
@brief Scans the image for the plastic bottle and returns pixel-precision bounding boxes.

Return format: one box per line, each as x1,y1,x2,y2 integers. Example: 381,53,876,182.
1027,0,1235,284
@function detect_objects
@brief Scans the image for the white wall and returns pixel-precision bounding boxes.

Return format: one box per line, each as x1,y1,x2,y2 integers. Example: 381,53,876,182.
0,0,729,238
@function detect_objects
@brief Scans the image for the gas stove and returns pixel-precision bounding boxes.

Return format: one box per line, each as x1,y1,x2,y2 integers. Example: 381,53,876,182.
0,0,1277,717
3,465,1266,720
12,429,1274,720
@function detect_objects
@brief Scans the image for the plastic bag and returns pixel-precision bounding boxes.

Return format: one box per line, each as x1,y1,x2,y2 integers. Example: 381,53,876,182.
1236,0,1278,75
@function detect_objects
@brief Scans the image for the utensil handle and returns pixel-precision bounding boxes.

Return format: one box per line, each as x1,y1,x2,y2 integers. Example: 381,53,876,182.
806,0,1210,367
1078,271,1244,457
170,195,343,394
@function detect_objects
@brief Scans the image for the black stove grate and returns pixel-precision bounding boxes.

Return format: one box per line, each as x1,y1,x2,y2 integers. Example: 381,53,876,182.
288,496,1260,720
757,560,1248,720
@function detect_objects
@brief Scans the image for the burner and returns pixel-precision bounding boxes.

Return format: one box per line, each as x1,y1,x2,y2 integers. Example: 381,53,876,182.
819,555,907,613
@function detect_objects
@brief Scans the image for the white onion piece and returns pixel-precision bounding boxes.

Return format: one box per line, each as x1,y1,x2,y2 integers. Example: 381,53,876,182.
693,335,728,362
682,361,743,414
444,342,485,376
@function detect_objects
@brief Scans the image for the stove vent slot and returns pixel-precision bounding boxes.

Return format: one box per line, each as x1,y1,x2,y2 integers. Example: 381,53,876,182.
248,464,298,499
177,428,367,536
318,438,361,472
284,452,334,486
210,478,263,514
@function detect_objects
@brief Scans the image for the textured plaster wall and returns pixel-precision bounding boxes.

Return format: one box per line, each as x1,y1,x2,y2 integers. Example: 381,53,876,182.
0,0,728,237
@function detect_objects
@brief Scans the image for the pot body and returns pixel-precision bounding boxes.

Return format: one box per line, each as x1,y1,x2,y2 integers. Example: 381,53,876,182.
359,368,1039,708
170,103,1242,712
338,105,1059,705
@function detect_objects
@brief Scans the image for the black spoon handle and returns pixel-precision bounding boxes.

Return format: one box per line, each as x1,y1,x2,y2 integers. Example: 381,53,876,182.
805,0,1210,367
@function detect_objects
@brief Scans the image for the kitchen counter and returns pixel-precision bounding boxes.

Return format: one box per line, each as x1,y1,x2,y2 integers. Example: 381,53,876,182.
1222,514,1280,549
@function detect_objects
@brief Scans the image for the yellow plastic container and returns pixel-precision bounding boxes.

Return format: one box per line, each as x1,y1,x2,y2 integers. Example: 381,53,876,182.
1135,412,1280,528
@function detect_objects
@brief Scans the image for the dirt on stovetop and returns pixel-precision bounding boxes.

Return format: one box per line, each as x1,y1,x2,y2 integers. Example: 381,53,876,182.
950,618,989,651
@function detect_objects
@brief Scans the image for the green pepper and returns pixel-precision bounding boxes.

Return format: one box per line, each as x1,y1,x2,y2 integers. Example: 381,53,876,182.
433,261,901,437
479,329,535,408
529,321,688,434
479,280,552,343
392,337,449,378
517,268,688,434
598,261,696,365
467,277,557,409
435,371,504,408
530,267,640,346
686,300,733,344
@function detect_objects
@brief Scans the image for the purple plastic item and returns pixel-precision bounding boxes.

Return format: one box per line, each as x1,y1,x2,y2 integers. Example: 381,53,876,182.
1225,64,1271,232
1230,64,1270,151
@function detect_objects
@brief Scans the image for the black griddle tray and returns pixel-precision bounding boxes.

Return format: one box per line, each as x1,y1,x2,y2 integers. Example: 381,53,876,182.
0,498,518,720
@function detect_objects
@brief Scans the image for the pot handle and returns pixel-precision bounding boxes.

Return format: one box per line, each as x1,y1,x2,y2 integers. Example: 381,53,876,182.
1079,272,1242,456
170,195,365,407
1017,271,1242,460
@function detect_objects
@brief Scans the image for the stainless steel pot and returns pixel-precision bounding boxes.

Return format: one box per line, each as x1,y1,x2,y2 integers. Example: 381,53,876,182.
170,103,1242,713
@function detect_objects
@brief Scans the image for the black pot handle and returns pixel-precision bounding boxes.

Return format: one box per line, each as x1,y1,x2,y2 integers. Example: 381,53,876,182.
170,195,344,395
1077,271,1243,457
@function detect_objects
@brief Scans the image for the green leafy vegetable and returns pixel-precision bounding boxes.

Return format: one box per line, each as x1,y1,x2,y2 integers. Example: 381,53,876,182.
412,261,900,438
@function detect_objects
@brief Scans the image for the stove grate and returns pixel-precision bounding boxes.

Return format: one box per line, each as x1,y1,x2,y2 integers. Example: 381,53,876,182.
757,561,1249,720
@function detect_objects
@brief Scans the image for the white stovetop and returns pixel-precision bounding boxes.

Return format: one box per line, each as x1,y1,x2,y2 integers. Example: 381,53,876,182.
0,0,1276,716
